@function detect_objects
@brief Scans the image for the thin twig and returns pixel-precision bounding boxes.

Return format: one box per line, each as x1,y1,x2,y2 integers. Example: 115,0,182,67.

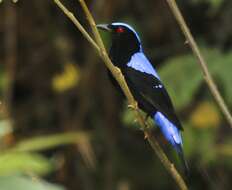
78,0,106,52
53,0,188,189
78,0,136,104
54,0,99,51
78,0,188,189
166,0,232,128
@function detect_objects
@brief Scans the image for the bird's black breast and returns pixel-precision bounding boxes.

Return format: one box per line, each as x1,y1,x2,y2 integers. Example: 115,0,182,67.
109,33,140,69
107,64,183,130
108,31,182,130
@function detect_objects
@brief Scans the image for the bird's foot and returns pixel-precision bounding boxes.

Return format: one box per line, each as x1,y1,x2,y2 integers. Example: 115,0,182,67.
144,133,148,140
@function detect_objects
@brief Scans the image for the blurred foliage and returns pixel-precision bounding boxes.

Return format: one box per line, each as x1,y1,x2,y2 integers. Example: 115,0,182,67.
0,120,12,138
11,131,91,152
190,0,223,7
0,69,7,96
159,47,232,109
0,175,65,190
190,101,221,128
0,120,94,184
52,63,80,93
0,152,54,176
190,0,224,14
0,0,232,189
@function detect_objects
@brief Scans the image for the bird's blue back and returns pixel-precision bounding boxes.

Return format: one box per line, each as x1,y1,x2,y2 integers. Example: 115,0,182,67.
126,50,183,149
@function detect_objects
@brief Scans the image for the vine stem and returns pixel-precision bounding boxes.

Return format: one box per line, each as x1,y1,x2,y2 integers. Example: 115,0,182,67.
53,0,188,189
166,0,232,128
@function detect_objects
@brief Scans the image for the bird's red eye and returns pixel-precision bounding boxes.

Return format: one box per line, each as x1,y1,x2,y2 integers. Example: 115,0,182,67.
116,27,125,33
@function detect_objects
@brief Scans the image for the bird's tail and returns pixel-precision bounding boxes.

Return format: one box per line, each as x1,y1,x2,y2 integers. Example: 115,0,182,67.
154,112,189,176
175,143,189,177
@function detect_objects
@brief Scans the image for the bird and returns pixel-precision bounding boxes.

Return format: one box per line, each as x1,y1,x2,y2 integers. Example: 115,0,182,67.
97,22,189,174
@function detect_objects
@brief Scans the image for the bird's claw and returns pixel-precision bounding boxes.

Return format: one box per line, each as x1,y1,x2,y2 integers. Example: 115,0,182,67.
144,133,148,139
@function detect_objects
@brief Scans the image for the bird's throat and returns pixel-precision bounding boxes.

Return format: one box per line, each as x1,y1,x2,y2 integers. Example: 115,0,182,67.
109,36,140,69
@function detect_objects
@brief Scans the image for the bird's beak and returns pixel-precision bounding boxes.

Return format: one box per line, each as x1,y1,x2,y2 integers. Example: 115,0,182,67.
96,24,111,32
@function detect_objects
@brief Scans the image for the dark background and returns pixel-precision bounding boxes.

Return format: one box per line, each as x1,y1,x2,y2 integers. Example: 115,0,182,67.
0,0,232,189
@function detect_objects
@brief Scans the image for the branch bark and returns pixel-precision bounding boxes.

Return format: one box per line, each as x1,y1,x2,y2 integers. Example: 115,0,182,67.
53,0,188,189
166,0,232,128
53,0,99,51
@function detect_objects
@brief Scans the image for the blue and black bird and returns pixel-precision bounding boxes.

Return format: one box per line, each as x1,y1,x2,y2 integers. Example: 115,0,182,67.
97,22,188,173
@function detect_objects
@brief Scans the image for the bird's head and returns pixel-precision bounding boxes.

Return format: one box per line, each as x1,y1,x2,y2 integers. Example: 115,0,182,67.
97,22,142,63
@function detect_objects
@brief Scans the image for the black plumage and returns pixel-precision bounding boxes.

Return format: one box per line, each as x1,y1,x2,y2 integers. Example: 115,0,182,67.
97,22,189,174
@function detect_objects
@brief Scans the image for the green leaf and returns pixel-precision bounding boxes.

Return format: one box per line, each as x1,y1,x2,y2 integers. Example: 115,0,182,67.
0,132,92,176
183,123,217,164
159,47,232,110
159,53,203,110
7,132,95,170
0,120,12,137
0,152,54,176
210,52,232,105
12,132,90,152
0,175,65,190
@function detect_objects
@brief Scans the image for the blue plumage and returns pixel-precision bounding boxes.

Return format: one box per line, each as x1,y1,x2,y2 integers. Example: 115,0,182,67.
127,49,182,153
154,111,182,147
127,52,160,79
97,22,189,174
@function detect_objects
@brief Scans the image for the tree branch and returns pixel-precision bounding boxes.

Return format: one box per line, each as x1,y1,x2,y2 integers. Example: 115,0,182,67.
166,0,232,128
53,0,99,51
53,0,188,189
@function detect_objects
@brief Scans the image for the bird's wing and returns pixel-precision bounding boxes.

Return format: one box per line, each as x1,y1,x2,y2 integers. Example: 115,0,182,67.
124,54,183,130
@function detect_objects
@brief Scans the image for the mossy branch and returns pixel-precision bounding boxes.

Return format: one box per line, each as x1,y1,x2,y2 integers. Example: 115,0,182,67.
53,0,188,189
166,0,232,128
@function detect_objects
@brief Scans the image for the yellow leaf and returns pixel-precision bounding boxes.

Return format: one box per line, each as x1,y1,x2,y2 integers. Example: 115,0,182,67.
190,101,221,128
52,63,80,93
